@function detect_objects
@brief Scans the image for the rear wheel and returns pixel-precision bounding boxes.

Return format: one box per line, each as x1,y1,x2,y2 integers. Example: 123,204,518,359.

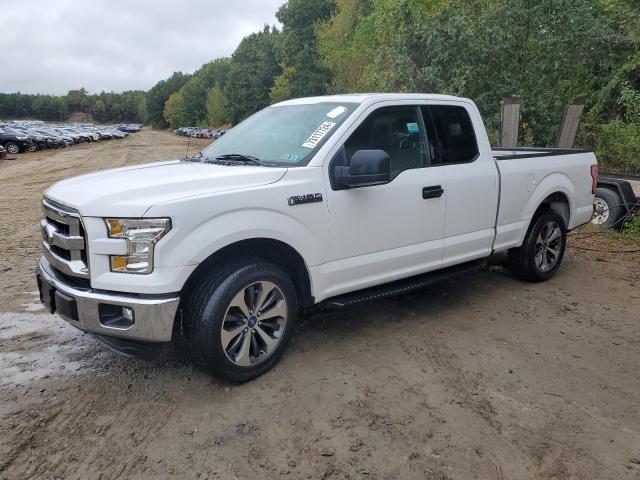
182,258,297,383
591,188,622,229
509,210,567,282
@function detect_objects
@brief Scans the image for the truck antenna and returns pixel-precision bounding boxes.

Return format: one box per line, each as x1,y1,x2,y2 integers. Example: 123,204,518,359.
185,135,191,159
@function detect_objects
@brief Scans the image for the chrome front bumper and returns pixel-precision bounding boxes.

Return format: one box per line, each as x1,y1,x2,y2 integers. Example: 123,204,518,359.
36,257,179,342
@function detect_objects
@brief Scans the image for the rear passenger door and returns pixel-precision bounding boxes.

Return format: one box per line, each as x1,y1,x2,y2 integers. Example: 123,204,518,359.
422,103,499,266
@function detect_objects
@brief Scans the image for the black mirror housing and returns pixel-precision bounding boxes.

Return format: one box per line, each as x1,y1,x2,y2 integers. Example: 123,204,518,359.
335,149,391,188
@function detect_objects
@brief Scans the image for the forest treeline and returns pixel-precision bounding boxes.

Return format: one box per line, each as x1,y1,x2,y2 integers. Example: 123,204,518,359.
0,0,638,172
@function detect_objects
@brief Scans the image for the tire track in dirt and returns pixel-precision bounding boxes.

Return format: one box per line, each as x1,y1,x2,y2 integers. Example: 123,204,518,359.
0,399,66,477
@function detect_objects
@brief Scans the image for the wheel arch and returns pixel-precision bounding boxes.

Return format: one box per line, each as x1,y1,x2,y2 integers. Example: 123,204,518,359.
524,172,576,229
533,191,571,228
179,238,314,312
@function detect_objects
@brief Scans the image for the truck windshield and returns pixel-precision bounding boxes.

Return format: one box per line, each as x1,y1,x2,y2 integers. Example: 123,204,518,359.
199,102,357,166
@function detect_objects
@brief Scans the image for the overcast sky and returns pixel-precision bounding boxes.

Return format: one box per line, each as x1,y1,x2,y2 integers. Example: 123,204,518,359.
1,0,284,95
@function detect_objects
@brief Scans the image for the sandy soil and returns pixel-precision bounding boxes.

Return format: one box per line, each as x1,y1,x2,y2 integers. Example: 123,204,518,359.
1,129,639,479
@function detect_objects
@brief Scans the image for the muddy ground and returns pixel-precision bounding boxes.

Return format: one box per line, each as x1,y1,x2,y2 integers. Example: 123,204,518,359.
1,129,639,479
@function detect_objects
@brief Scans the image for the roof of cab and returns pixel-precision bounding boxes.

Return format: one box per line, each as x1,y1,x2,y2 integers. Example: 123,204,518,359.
273,93,466,106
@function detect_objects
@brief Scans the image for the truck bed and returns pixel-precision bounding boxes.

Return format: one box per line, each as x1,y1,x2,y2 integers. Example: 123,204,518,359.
489,146,596,253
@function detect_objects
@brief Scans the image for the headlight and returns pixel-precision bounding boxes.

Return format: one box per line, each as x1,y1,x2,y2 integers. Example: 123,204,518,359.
17,136,29,140
105,218,171,274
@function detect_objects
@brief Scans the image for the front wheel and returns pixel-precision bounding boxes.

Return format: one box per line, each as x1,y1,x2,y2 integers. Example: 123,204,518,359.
26,143,37,152
4,142,20,154
509,210,567,282
182,258,297,383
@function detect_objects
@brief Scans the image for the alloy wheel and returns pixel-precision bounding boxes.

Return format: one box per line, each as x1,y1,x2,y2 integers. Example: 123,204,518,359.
534,220,563,272
220,281,288,367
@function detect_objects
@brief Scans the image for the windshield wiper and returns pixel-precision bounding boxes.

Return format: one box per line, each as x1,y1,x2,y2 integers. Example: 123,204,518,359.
211,153,263,166
184,152,203,162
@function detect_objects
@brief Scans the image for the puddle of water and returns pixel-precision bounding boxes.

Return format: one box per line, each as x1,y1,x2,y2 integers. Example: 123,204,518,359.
0,312,63,338
21,302,44,312
0,312,94,386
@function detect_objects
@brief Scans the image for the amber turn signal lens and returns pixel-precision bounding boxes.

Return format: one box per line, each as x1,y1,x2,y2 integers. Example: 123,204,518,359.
106,219,123,236
110,256,127,270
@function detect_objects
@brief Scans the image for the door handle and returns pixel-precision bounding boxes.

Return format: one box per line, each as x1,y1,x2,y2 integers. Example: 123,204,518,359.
422,185,444,199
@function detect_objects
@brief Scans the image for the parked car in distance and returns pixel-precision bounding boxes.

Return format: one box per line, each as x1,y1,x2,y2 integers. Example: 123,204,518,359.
0,120,137,154
10,127,53,151
34,129,72,147
37,93,597,383
173,126,198,136
173,126,229,139
117,124,141,133
0,126,34,154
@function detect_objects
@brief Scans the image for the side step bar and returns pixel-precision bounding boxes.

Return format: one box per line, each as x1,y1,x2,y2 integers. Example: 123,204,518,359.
322,259,488,309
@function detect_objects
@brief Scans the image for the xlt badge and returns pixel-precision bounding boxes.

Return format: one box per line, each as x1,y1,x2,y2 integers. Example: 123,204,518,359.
288,193,323,206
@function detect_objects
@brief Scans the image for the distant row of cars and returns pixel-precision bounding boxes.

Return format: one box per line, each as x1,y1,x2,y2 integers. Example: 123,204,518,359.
173,126,229,139
0,121,141,155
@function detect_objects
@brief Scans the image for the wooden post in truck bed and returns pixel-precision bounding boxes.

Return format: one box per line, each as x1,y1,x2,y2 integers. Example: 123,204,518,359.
556,103,584,149
499,96,521,148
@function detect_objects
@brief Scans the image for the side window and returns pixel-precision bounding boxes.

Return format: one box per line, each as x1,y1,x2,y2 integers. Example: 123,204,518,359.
426,105,479,164
344,106,429,178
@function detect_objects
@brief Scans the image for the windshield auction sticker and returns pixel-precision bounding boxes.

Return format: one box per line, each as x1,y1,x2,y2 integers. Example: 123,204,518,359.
302,122,336,149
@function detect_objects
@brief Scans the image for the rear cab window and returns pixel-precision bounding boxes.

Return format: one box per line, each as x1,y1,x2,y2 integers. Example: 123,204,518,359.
422,105,479,165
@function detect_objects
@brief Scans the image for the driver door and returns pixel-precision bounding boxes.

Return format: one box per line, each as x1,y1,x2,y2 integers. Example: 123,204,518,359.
322,104,446,298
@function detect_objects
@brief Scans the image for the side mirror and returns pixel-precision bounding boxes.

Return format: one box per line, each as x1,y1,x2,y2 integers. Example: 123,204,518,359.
334,149,391,189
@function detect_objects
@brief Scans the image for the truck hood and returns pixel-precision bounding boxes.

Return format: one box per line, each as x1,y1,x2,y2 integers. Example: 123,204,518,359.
45,160,288,217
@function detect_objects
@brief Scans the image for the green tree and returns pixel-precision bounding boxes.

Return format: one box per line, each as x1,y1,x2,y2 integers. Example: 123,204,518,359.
145,72,191,128
179,58,230,126
137,95,147,124
269,65,295,103
274,0,335,98
225,26,282,123
65,88,90,112
92,99,108,123
0,89,142,123
31,95,70,121
163,92,186,129
316,0,374,92
206,83,228,127
319,0,637,148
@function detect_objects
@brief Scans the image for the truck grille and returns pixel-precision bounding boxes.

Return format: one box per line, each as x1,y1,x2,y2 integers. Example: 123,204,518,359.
41,197,89,278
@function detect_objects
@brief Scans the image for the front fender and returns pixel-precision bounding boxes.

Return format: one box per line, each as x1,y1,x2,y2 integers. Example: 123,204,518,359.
177,208,325,268
141,166,329,294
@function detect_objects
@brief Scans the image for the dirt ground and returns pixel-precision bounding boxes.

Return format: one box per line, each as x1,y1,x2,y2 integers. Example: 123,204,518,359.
1,129,639,480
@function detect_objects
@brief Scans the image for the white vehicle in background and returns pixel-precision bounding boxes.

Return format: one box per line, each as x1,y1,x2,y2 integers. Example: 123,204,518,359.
36,93,597,383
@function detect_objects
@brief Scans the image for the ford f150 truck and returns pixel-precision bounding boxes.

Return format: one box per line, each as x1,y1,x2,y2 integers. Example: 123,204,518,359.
36,93,597,382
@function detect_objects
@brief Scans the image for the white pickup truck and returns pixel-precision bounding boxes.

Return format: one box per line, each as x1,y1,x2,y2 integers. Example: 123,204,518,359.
36,93,597,382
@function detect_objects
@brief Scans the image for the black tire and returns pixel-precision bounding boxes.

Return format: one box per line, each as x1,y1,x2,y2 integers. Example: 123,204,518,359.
182,258,297,383
509,210,567,282
591,188,622,229
26,143,37,152
4,141,20,154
